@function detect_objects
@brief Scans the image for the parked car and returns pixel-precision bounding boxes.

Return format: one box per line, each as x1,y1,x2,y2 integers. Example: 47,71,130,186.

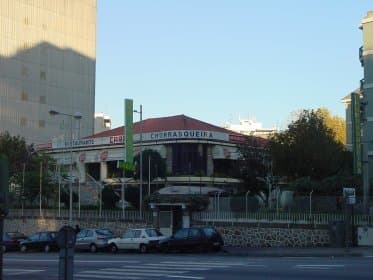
108,228,166,253
19,231,58,253
2,232,27,252
75,228,114,253
158,227,224,253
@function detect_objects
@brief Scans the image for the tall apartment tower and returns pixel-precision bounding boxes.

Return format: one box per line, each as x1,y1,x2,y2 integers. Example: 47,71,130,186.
360,11,373,212
0,0,96,144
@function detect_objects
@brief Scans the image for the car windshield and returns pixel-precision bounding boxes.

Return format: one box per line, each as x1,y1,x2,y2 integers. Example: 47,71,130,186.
145,229,163,237
96,229,113,236
123,230,134,238
29,233,40,241
7,232,25,238
202,228,216,237
174,229,189,239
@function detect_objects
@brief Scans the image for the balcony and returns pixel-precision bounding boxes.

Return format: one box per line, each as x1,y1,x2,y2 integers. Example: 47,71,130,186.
360,78,365,93
359,46,364,67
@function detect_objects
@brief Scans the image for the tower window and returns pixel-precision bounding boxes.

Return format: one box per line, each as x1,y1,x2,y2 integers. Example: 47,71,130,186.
21,66,29,76
21,91,28,101
20,117,27,127
39,120,45,128
40,71,46,80
39,95,46,104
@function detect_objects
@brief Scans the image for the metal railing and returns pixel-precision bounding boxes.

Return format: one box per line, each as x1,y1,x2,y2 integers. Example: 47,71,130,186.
192,211,373,226
85,173,103,216
7,209,152,222
7,208,373,226
208,195,373,214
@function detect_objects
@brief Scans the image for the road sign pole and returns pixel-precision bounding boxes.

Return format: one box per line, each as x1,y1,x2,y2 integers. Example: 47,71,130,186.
57,226,76,280
0,155,9,280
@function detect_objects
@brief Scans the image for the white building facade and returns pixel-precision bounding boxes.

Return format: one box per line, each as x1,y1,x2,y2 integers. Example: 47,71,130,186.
38,115,254,189
224,118,278,139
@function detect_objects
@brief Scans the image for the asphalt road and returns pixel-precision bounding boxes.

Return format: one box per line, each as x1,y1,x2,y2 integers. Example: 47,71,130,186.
3,252,373,280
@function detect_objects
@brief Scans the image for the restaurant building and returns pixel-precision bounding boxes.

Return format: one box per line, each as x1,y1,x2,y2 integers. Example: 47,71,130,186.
37,114,265,203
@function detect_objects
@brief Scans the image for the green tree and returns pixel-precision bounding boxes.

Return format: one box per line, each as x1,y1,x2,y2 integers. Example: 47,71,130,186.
0,131,57,206
237,136,270,200
19,152,57,206
268,109,351,182
316,108,346,144
60,188,78,208
101,186,120,209
0,132,30,182
124,186,140,209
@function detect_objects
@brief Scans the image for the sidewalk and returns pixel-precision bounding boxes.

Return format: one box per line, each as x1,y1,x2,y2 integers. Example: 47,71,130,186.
223,246,373,258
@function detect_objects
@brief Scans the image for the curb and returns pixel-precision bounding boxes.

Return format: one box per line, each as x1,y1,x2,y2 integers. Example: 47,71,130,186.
222,247,365,258
224,252,364,258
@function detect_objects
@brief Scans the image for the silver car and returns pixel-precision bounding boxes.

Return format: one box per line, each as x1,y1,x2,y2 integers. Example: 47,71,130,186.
108,228,165,253
75,229,113,253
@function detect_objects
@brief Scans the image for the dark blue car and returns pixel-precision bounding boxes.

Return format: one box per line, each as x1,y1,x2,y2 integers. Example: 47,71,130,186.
20,231,58,253
159,227,224,253
2,232,27,253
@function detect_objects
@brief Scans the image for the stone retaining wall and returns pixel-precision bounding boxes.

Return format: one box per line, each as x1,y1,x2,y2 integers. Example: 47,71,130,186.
216,225,329,247
4,218,330,247
4,217,149,237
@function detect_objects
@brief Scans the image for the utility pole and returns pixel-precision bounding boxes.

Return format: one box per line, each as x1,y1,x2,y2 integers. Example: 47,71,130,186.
148,155,151,196
134,105,143,217
139,105,143,217
0,155,9,280
39,161,43,217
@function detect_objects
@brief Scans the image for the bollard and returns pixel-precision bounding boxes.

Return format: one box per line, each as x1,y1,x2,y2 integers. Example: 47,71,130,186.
57,226,76,280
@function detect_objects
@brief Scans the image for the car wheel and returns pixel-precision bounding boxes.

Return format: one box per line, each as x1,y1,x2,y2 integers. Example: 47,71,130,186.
2,245,6,253
44,244,51,253
20,245,27,253
214,245,222,252
90,244,97,253
197,244,208,253
139,244,147,254
110,243,118,253
161,244,169,253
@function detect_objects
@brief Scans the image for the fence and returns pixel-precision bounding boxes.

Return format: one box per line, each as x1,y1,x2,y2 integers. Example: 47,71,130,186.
209,195,373,214
192,211,373,226
8,208,373,227
7,209,152,223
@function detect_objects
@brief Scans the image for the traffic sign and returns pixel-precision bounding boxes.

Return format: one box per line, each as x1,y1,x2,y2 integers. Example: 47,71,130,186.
343,187,356,205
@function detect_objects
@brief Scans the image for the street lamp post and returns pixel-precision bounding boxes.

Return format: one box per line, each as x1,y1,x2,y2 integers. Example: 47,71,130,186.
49,110,82,225
134,105,143,217
39,161,42,217
148,155,151,196
309,189,314,218
21,163,25,216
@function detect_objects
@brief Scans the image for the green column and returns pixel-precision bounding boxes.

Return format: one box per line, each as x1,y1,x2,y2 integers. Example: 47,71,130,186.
0,155,9,279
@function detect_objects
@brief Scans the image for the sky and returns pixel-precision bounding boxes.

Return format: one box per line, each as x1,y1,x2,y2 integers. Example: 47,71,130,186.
95,1,372,130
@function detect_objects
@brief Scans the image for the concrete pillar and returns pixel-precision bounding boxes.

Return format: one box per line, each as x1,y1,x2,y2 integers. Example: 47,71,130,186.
206,146,214,176
150,205,159,228
100,161,108,181
182,205,190,228
76,161,86,183
166,145,173,174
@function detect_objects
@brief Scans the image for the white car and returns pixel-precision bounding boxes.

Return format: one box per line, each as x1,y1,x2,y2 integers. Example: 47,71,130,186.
108,228,165,253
